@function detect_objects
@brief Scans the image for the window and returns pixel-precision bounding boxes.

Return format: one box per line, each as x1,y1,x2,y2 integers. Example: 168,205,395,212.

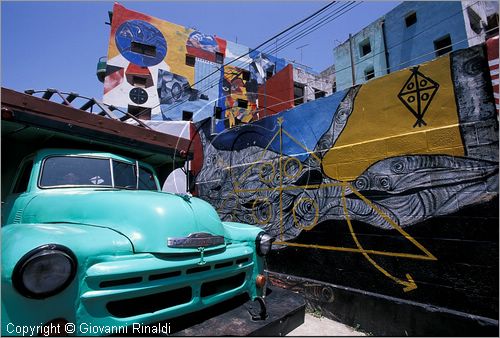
214,106,223,119
314,88,326,99
266,70,274,80
486,14,499,39
215,52,224,64
13,160,33,193
241,70,250,81
467,7,483,34
405,12,417,27
40,156,112,188
113,161,136,189
237,99,248,109
127,105,151,120
138,167,158,190
294,83,304,106
359,39,371,57
364,67,375,80
186,55,196,67
182,110,193,121
133,76,147,87
434,35,452,57
39,156,157,190
131,41,156,57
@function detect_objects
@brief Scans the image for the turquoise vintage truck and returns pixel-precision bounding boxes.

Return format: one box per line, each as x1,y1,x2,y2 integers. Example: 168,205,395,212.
1,88,275,336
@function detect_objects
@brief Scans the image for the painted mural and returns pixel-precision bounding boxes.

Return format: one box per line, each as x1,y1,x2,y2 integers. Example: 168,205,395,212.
193,44,498,320
103,3,289,126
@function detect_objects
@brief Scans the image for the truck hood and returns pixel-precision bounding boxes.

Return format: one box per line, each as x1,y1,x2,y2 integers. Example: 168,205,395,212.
21,190,226,254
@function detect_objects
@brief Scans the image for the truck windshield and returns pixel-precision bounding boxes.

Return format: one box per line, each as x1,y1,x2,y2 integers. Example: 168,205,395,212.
39,156,158,190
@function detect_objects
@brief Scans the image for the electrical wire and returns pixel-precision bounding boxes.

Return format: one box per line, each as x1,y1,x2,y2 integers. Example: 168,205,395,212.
160,1,360,115
120,0,495,121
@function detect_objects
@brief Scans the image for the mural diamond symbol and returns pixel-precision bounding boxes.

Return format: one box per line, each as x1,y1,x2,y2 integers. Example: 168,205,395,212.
398,66,439,127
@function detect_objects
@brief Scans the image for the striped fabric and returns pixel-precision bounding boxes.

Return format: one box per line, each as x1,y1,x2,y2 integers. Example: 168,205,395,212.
487,36,499,115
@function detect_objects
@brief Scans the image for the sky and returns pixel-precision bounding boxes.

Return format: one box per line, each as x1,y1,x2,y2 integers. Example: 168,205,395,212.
1,1,400,100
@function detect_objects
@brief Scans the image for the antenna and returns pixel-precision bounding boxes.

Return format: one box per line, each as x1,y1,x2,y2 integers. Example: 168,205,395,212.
296,43,310,63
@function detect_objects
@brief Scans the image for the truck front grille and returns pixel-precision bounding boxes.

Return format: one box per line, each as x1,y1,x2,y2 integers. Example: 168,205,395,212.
106,287,192,318
81,244,255,324
200,272,246,297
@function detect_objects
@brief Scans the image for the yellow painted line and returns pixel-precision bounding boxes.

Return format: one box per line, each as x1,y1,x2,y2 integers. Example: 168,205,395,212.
282,129,322,163
348,184,437,261
233,181,345,193
341,184,417,292
231,129,280,185
273,241,436,261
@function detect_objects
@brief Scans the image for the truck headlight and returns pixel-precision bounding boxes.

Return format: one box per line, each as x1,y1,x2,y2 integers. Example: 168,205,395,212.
256,232,275,256
13,244,77,299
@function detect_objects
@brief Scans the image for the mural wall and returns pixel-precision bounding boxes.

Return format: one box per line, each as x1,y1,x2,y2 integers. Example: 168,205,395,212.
103,3,290,127
193,43,498,323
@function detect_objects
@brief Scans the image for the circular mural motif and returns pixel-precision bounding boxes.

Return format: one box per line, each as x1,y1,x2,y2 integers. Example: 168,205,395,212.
129,87,148,104
115,20,167,67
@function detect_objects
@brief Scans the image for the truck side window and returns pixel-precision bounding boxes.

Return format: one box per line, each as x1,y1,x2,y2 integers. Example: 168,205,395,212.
113,161,136,188
138,167,158,190
13,160,33,194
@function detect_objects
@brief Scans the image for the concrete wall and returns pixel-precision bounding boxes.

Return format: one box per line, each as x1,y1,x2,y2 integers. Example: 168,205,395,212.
384,1,469,72
293,67,335,103
103,3,290,129
192,42,498,334
334,18,387,91
461,1,497,47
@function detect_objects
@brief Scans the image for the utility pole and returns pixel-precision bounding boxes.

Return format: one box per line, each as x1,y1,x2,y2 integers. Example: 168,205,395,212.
349,33,356,86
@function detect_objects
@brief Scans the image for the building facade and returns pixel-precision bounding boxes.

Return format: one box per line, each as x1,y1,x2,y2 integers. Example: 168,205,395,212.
334,1,498,91
292,66,336,106
193,39,499,336
334,18,388,90
101,3,333,132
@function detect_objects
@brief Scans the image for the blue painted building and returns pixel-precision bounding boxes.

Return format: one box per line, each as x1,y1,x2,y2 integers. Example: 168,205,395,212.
383,1,469,73
334,18,387,90
334,1,498,91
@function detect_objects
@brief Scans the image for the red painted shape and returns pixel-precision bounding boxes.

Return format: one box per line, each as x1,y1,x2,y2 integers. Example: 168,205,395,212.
104,68,124,95
111,3,154,39
215,36,227,56
186,36,227,63
486,36,499,60
257,64,294,119
190,122,204,190
126,63,151,76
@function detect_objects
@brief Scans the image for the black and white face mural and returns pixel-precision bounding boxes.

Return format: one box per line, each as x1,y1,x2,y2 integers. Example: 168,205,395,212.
195,45,498,244
193,44,499,321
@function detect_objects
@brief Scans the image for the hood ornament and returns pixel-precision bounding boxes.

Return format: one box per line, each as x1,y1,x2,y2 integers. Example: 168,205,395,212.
197,247,206,265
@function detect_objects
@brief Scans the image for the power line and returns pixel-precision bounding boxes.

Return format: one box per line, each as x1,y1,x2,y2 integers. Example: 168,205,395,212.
335,0,484,84
130,0,491,121
201,24,499,128
153,1,338,115
353,25,499,83
260,2,361,57
161,1,358,115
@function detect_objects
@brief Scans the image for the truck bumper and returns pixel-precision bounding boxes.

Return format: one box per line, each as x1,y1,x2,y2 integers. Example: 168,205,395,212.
118,286,305,336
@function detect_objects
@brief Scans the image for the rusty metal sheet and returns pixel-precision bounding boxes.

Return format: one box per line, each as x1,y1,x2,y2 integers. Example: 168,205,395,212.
1,87,192,157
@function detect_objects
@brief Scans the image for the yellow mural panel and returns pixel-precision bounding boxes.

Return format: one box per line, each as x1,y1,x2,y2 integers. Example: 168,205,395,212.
154,20,195,84
323,55,465,181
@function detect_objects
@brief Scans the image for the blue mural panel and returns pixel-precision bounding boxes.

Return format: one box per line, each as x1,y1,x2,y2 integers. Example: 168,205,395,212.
211,89,348,161
115,20,167,67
